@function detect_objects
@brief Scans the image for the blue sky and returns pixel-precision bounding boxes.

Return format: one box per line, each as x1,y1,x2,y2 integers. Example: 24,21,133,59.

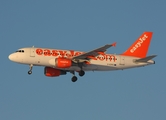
1,0,166,120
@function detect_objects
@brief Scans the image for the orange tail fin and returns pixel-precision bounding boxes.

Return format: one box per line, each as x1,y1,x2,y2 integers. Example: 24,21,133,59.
122,32,153,58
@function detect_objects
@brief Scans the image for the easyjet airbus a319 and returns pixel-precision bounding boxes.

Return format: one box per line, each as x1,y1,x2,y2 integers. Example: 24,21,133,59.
9,32,156,82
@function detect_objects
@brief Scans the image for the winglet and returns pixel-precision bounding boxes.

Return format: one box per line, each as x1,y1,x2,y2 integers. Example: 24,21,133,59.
122,32,153,58
112,42,116,47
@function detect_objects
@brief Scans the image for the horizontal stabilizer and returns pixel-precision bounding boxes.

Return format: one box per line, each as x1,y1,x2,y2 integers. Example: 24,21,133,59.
135,55,157,62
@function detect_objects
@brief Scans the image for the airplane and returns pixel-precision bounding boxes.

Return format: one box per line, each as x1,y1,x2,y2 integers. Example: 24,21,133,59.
8,32,156,82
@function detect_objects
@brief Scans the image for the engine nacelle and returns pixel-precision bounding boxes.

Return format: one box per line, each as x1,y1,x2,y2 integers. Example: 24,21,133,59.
55,58,72,68
44,67,66,77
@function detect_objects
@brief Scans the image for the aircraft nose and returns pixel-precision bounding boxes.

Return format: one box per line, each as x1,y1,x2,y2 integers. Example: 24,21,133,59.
8,54,15,61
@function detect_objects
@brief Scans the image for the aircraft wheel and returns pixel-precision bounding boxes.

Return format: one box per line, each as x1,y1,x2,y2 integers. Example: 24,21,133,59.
28,64,33,75
28,70,32,75
71,76,77,82
79,70,85,77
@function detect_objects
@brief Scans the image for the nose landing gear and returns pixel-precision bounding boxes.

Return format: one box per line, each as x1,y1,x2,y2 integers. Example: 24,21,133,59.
28,70,32,75
28,64,33,75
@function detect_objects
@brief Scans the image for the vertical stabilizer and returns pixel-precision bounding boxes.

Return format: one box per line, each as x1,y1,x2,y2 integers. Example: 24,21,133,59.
122,32,153,58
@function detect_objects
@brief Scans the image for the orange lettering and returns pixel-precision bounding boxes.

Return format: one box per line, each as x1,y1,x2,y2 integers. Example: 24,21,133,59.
59,50,67,58
52,50,59,56
69,50,75,57
98,55,105,61
35,49,117,63
105,55,116,62
75,52,82,56
44,49,51,56
65,50,74,58
36,49,43,55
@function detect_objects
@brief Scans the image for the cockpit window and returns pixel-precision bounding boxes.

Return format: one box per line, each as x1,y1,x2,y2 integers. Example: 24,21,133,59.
16,50,21,52
16,50,24,53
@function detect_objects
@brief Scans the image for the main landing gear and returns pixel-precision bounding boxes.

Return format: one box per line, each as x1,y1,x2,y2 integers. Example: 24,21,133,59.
79,70,85,77
71,70,85,82
71,76,78,82
28,64,33,75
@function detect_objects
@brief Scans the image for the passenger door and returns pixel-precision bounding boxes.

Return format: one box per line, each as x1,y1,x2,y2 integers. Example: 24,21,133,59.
30,48,35,57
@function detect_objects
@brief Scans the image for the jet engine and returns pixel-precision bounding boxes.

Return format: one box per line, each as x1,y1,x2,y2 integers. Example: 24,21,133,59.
55,58,72,68
44,67,66,77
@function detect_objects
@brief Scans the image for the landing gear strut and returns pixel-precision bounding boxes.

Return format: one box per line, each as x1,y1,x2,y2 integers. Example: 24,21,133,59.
28,64,33,75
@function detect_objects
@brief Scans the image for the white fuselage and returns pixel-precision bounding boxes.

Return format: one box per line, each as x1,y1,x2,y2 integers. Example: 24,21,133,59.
8,47,154,71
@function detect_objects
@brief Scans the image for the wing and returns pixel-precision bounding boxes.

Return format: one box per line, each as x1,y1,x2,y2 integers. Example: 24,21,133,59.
72,42,116,61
